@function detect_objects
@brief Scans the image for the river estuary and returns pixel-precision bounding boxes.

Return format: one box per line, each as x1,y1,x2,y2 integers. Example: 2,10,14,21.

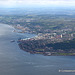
0,24,75,75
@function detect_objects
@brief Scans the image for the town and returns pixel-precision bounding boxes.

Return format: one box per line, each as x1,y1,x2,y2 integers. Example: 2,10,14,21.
0,14,75,55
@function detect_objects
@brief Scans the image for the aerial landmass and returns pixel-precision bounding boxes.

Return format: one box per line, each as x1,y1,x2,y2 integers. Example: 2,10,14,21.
0,14,75,56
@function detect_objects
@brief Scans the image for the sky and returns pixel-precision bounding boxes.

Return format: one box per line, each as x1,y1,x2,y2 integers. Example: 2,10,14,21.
0,0,75,8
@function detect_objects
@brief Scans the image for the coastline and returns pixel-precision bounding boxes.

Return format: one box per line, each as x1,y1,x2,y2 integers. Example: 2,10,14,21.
18,38,75,56
1,23,75,56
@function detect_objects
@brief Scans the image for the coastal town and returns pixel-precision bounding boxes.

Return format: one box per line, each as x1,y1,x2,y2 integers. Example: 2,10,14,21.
18,32,75,56
0,14,75,55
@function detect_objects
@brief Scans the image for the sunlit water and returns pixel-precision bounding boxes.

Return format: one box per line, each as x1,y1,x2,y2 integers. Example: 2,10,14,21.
0,24,75,75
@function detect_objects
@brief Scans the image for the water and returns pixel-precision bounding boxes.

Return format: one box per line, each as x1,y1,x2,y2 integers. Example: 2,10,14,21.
0,23,75,75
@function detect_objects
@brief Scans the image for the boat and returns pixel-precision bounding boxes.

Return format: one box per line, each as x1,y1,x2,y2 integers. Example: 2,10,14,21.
10,40,15,42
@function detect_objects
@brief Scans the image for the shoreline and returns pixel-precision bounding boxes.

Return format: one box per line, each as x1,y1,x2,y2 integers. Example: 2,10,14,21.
1,23,75,56
18,38,75,56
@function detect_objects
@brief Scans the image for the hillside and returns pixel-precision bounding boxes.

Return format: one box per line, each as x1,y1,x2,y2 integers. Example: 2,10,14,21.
18,38,75,56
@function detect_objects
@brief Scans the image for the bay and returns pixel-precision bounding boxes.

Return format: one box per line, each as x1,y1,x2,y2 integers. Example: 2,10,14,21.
0,23,75,75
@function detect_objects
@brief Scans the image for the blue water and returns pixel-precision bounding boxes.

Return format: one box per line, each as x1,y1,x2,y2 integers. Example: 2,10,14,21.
0,24,75,75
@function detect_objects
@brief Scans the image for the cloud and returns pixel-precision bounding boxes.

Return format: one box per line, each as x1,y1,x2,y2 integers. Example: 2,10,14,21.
0,0,75,7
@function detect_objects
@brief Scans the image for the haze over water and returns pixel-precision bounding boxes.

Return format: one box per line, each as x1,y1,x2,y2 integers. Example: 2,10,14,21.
0,24,75,75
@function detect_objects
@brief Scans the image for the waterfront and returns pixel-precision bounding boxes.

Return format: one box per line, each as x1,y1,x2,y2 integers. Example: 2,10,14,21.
0,24,75,75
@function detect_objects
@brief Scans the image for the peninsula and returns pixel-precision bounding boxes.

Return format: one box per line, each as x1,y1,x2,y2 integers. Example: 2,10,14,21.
0,14,75,56
18,36,75,56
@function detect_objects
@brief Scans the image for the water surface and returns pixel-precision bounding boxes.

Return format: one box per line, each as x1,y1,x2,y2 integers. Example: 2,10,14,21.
0,24,75,75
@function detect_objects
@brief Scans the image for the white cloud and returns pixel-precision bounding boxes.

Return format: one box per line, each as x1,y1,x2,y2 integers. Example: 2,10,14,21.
0,0,75,7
